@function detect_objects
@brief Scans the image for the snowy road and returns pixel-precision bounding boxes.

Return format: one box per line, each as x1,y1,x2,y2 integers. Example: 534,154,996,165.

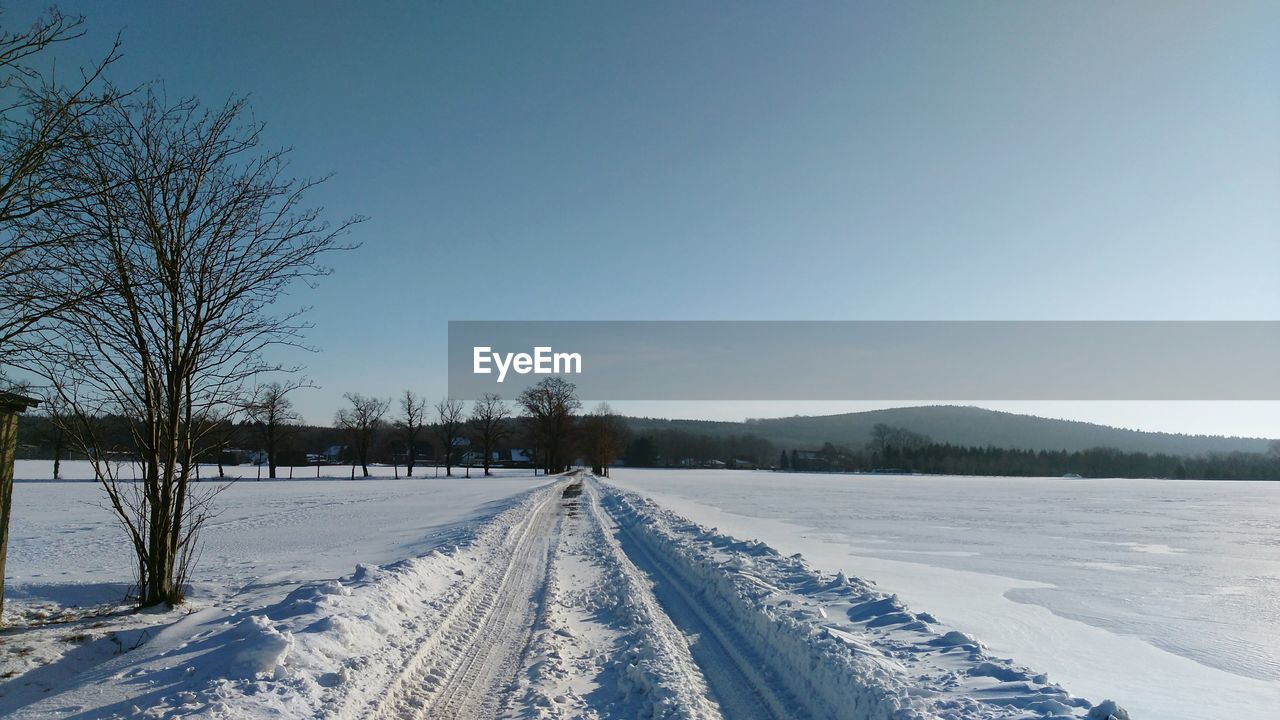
313,475,1118,720
370,474,561,719
612,496,802,720
3,471,1126,719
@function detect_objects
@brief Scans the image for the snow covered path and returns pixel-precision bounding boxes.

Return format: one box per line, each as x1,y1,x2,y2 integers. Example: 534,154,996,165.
369,473,561,719
610,493,804,720
3,472,1127,719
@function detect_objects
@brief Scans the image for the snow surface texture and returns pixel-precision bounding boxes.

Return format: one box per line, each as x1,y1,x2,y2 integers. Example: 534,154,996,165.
598,482,1121,720
608,469,1280,720
0,462,552,717
508,479,722,718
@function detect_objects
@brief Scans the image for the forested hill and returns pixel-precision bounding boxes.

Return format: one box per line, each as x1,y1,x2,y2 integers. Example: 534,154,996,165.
624,405,1273,456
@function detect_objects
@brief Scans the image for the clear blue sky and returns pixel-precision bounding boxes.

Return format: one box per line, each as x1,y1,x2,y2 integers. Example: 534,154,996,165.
34,1,1280,435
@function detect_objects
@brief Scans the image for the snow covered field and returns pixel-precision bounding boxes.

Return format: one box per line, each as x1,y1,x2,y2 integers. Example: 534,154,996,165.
4,460,548,609
1,461,552,715
609,469,1280,720
2,467,1129,719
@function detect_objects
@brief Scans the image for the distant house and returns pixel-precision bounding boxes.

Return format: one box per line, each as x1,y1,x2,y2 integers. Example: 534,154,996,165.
681,458,727,469
219,448,255,465
460,450,499,466
390,448,434,465
322,445,347,463
791,450,828,471
506,449,534,468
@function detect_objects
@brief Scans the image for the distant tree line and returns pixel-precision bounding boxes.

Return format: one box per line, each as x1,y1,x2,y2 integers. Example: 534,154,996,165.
22,411,1280,482
623,429,775,468
773,424,1280,481
15,378,633,480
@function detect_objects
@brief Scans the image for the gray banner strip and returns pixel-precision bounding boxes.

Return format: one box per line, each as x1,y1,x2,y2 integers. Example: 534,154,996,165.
447,321,1280,400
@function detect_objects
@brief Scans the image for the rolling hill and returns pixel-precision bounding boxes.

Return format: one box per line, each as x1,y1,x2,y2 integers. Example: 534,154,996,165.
625,405,1274,456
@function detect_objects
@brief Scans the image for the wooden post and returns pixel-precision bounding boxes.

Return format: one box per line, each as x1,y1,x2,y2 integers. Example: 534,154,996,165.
0,392,40,620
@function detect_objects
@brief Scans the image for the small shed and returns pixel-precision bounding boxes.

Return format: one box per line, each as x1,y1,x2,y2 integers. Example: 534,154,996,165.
0,391,40,617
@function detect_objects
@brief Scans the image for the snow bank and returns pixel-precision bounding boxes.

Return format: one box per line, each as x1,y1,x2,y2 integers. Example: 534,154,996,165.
599,483,1131,720
263,503,546,715
109,482,561,719
582,482,723,718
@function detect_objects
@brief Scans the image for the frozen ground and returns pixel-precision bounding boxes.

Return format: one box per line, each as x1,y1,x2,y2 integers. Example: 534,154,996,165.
0,462,1131,718
609,469,1280,720
1,460,550,716
4,460,547,609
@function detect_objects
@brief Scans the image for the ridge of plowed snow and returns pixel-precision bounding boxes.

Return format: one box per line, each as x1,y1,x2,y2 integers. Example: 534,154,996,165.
597,482,1130,720
94,479,569,719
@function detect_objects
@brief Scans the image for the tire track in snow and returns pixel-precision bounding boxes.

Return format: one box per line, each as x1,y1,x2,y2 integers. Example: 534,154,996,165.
573,479,724,718
598,476,806,720
367,478,565,719
358,475,827,719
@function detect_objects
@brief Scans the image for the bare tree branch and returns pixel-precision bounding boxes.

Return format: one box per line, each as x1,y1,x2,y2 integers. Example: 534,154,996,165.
335,392,388,478
433,397,466,477
468,392,510,477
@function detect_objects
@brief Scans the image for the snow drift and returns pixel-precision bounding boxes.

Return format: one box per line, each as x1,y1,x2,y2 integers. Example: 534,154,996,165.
599,482,1130,720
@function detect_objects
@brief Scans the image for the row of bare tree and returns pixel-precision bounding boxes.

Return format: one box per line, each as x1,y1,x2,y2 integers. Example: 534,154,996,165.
0,9,359,609
328,379,629,478
330,391,500,478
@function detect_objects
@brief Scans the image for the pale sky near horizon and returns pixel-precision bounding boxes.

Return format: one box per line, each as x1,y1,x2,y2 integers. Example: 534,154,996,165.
22,1,1280,437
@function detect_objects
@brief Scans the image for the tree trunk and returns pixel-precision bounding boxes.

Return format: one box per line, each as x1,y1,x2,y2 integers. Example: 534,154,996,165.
0,411,18,618
140,455,182,607
267,424,277,479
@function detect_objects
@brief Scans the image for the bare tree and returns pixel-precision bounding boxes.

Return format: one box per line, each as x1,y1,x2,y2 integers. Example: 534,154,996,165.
517,378,581,475
468,392,510,476
580,402,628,477
433,397,466,477
245,381,303,479
28,89,359,607
199,411,240,479
0,8,121,365
335,393,388,477
395,389,426,477
34,392,70,479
